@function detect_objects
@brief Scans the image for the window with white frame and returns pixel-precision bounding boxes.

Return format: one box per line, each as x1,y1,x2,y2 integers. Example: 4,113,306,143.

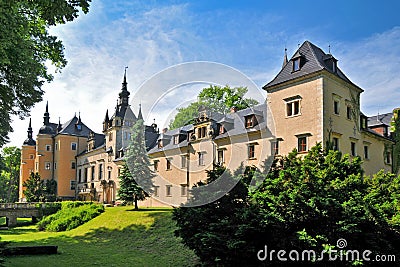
284,96,302,117
297,136,307,152
217,149,224,164
198,152,205,166
181,155,187,168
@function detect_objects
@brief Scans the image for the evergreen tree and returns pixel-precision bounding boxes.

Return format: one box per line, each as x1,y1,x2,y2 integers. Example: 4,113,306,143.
118,119,155,210
22,172,45,202
0,146,20,202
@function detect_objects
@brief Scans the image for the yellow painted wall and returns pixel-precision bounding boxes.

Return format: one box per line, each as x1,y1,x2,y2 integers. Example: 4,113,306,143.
19,145,36,201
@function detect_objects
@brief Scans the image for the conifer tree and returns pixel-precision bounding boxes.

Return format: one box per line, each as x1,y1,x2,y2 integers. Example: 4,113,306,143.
118,119,155,210
23,172,45,202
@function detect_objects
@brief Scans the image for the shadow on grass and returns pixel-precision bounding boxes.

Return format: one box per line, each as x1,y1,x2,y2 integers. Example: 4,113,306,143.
3,212,198,267
124,208,173,212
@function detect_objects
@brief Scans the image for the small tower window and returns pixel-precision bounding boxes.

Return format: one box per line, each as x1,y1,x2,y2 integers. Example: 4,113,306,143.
293,58,300,71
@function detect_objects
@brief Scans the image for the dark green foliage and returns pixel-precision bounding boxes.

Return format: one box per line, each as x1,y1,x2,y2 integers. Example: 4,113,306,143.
0,146,20,203
119,119,155,210
36,202,62,217
23,172,44,202
173,165,264,266
169,85,259,129
0,0,91,146
173,144,400,266
37,202,104,231
391,108,400,174
22,172,57,202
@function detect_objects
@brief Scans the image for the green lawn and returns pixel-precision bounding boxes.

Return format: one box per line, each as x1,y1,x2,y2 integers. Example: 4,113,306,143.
1,206,198,267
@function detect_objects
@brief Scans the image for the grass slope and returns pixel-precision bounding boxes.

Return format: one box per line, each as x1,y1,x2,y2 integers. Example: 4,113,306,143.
1,207,198,267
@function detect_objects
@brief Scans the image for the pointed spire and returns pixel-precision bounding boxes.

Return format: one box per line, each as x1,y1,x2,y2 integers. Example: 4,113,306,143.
138,103,143,120
27,118,33,138
77,112,82,124
282,47,288,69
119,67,130,106
104,109,109,122
57,117,62,132
43,101,50,125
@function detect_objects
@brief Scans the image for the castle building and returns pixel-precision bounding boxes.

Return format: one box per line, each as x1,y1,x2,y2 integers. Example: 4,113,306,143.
20,40,397,205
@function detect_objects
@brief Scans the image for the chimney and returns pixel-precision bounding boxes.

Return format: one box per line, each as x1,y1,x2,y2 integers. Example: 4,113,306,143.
230,106,238,113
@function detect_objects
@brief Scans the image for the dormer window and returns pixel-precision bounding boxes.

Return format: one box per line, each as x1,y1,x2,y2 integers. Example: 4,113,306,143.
174,135,179,144
197,126,207,139
293,58,300,71
219,125,225,134
245,115,257,128
157,140,163,148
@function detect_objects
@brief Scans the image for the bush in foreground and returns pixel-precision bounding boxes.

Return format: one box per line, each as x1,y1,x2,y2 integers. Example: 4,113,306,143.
37,202,104,232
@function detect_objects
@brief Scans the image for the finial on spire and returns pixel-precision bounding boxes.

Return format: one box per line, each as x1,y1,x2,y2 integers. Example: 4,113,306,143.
29,117,32,128
282,47,288,69
43,101,50,125
138,103,143,121
57,117,62,132
328,44,331,54
45,101,49,113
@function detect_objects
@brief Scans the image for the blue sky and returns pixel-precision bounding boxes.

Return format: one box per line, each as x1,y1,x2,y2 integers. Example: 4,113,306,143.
8,0,400,147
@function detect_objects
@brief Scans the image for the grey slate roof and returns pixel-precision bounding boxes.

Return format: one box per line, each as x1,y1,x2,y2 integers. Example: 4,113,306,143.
147,103,268,154
263,41,360,91
38,123,58,135
57,115,93,137
368,112,393,127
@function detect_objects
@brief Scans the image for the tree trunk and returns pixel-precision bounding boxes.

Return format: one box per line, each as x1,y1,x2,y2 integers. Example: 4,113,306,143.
134,195,138,210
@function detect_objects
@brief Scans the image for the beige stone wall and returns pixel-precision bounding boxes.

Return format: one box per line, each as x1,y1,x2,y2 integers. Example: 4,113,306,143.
266,76,324,155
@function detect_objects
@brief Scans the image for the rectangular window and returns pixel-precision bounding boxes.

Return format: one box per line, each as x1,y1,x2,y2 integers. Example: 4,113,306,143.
70,180,76,190
347,106,352,120
154,186,159,197
293,58,300,71
91,166,95,180
71,162,76,169
109,132,113,141
78,169,82,183
45,162,51,170
298,137,307,152
71,142,77,151
271,141,279,156
181,184,188,197
174,135,179,144
35,162,39,171
385,151,392,164
333,100,340,115
98,164,103,180
154,160,159,172
364,145,369,159
217,150,224,164
332,137,339,151
198,153,205,166
181,155,187,168
351,142,356,156
84,168,88,183
29,154,34,159
55,143,58,151
46,145,51,151
197,126,207,138
219,125,225,134
286,100,300,117
54,162,57,170
166,159,172,170
166,185,172,197
248,144,255,159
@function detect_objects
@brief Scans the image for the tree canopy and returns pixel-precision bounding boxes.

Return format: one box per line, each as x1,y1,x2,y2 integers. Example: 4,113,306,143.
169,85,259,129
173,144,400,266
0,146,20,202
0,0,91,146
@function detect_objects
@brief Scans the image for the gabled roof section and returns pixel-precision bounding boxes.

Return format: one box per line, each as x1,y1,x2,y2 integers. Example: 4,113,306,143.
263,41,360,91
57,115,93,137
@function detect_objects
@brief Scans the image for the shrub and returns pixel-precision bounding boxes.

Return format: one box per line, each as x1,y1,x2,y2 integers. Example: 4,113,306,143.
37,202,104,232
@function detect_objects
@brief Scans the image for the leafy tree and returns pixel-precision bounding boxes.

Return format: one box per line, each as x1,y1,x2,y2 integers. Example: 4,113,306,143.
23,172,45,202
118,119,155,210
391,108,400,174
169,85,259,129
44,179,57,202
0,0,91,146
173,144,400,266
0,146,21,203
